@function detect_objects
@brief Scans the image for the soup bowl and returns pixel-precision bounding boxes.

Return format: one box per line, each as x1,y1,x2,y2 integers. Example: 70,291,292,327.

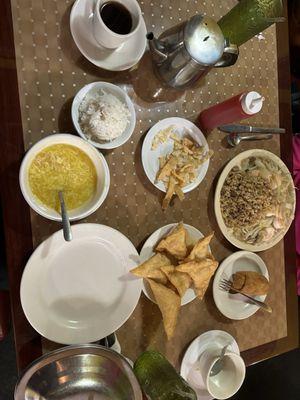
19,134,110,221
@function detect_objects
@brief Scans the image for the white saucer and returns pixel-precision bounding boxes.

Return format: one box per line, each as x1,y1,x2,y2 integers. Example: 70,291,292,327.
180,330,240,400
140,223,209,306
213,251,269,320
70,0,147,71
141,118,210,194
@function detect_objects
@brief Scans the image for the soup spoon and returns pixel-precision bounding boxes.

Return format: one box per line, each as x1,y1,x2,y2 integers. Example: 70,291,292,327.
58,191,72,242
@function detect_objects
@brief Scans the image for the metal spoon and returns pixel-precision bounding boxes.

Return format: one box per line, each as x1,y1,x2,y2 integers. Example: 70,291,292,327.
58,191,72,242
210,345,228,377
227,132,273,147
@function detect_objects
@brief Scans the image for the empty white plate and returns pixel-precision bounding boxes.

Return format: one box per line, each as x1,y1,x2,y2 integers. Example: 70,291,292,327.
21,224,142,344
213,251,269,320
181,330,240,400
70,0,147,71
141,117,210,193
140,223,209,306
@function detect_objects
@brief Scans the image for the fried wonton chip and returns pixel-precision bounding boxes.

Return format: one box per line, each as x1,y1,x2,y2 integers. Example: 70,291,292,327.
148,279,181,339
156,156,177,182
174,184,185,201
151,125,176,150
185,233,214,262
160,265,191,298
162,175,177,210
182,137,194,148
177,259,218,300
154,131,213,210
130,253,171,279
156,222,187,260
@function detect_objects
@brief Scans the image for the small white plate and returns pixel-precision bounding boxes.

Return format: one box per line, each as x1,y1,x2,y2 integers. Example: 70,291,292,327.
70,0,147,71
214,149,295,252
180,330,240,400
141,117,210,193
71,82,136,150
213,251,269,320
21,224,142,344
140,223,208,306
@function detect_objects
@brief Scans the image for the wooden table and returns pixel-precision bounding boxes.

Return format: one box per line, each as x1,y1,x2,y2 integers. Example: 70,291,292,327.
0,0,298,372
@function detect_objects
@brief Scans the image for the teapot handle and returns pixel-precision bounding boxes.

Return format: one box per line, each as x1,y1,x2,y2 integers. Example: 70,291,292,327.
214,40,239,68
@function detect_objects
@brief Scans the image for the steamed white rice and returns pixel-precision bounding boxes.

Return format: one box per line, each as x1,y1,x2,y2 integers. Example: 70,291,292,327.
78,89,130,142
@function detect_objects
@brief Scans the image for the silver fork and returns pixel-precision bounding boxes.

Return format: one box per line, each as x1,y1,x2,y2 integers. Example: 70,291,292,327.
219,278,272,313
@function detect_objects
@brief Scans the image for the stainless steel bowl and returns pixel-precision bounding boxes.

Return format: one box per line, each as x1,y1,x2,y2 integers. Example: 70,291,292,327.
15,344,143,400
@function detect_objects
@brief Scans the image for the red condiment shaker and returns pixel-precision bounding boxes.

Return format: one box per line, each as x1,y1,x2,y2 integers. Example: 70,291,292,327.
197,91,264,133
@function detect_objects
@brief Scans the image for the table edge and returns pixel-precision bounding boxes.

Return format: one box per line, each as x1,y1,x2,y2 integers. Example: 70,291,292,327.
241,0,299,365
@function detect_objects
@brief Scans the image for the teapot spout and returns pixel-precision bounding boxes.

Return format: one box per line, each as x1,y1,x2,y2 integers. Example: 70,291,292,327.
147,32,168,65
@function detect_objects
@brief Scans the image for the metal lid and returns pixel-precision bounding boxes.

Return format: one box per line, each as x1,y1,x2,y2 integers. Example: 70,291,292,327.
184,15,225,66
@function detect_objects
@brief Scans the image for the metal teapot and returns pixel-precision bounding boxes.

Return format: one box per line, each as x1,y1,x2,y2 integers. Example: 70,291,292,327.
147,14,239,90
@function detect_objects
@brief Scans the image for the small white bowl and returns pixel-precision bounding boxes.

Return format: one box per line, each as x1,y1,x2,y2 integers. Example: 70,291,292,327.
19,134,110,221
71,82,136,150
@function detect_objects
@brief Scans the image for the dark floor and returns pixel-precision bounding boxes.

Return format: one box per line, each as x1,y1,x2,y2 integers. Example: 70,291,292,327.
0,330,17,400
232,348,300,400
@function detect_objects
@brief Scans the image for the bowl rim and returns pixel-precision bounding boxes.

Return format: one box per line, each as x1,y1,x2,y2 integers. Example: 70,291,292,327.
71,81,136,149
19,133,110,221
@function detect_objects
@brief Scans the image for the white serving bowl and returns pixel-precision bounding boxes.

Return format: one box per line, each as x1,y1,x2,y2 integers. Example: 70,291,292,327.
214,149,295,252
19,134,110,221
71,82,136,150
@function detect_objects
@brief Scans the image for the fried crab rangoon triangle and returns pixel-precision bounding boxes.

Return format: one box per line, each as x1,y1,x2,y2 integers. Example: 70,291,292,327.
147,278,181,340
130,253,171,284
156,222,187,260
184,233,214,262
160,265,191,298
177,259,219,300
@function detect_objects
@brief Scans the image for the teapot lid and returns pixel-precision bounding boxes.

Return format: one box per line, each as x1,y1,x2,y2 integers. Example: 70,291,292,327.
184,15,225,65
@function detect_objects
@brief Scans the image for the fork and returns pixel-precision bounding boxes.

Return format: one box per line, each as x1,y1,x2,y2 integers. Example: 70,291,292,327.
219,278,272,313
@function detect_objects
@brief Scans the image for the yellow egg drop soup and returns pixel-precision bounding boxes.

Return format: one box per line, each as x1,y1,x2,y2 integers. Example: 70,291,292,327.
28,144,97,212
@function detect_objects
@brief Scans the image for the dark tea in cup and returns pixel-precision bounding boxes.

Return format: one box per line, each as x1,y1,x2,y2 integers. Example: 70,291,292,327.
100,1,132,35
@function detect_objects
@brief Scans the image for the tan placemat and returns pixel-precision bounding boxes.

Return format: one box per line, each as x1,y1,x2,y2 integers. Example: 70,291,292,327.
11,0,286,366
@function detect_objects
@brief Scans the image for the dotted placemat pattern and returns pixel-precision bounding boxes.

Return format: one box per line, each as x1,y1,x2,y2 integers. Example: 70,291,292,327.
11,0,287,365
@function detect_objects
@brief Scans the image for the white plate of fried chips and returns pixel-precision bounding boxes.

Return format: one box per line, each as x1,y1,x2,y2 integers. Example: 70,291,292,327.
142,117,211,209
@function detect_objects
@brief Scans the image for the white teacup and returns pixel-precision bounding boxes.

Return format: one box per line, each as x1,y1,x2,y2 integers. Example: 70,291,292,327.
198,349,246,399
93,0,142,49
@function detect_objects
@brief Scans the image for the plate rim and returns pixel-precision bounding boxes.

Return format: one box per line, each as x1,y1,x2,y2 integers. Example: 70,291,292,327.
212,250,269,320
141,117,210,194
214,149,296,252
20,223,142,344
